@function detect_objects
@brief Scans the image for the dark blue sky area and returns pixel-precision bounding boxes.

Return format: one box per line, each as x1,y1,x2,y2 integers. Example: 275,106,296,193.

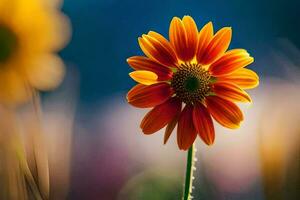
60,0,300,103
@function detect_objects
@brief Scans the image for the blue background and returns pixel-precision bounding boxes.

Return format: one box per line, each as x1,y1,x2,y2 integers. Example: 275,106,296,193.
60,0,300,104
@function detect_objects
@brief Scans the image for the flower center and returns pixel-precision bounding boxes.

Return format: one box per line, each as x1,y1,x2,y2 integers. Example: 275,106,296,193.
0,25,17,63
171,63,211,105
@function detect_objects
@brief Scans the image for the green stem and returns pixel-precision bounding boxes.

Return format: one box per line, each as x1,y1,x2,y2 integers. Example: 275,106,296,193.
183,143,195,200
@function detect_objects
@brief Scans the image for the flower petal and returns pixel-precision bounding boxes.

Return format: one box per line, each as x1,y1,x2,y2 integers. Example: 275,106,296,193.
183,16,198,56
141,98,182,135
169,17,187,61
196,22,214,63
127,83,173,108
138,32,178,67
216,68,259,89
209,49,254,76
169,16,198,61
177,105,197,150
129,70,158,85
0,69,30,105
206,96,244,129
193,103,215,145
148,31,176,55
201,27,232,65
164,111,180,144
127,84,147,98
212,82,252,102
127,56,173,81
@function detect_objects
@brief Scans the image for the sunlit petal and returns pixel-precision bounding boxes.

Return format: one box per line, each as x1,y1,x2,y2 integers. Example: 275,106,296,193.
212,82,252,102
138,33,178,67
201,27,232,65
217,68,259,89
127,56,173,81
209,49,254,76
129,70,158,85
196,21,214,63
206,96,244,129
169,16,198,61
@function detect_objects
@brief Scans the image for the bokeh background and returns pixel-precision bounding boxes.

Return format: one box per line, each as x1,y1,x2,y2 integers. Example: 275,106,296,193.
6,0,300,199
61,0,300,102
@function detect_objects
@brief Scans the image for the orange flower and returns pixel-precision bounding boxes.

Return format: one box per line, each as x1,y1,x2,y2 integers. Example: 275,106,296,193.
127,16,259,150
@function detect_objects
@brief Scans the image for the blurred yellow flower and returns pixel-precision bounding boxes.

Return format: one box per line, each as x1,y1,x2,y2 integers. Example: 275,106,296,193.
0,0,70,105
